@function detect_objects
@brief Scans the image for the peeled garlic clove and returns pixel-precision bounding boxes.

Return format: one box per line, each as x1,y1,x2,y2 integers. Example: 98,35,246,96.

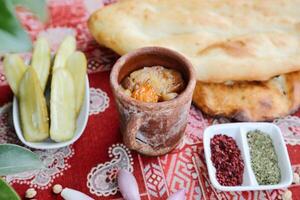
53,35,76,70
61,188,94,200
31,37,51,91
118,169,140,200
167,189,186,200
3,54,27,95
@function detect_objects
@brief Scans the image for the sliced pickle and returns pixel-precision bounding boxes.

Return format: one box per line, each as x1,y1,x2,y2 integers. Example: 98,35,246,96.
65,51,87,115
50,68,76,142
19,67,49,142
3,54,27,95
52,35,76,70
31,37,51,91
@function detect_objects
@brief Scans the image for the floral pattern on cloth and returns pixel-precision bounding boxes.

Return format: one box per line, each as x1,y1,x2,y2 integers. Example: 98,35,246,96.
0,103,22,145
87,143,134,196
89,88,110,115
5,147,74,189
274,116,300,145
184,105,210,145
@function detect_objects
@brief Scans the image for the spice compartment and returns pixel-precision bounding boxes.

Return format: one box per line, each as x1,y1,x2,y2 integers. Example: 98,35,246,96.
203,123,256,191
203,123,293,191
239,123,293,190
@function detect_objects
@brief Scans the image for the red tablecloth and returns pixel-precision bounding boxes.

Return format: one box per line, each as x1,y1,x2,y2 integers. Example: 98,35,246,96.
1,0,300,199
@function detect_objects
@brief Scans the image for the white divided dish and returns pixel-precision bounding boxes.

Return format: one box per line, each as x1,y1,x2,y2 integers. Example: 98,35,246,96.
203,123,293,191
13,76,90,149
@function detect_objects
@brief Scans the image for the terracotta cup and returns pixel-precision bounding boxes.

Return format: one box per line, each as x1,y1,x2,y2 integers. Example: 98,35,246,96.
110,47,196,156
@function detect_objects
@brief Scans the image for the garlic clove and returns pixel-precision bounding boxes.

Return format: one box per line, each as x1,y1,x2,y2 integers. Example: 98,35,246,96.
167,189,186,200
118,169,140,200
61,188,94,200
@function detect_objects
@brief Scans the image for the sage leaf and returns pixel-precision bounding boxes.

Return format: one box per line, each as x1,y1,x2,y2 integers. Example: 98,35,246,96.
0,0,32,53
0,144,43,176
11,0,48,22
0,178,20,200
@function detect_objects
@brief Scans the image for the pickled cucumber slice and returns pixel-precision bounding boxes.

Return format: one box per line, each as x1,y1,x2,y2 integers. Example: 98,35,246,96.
19,67,49,142
66,51,87,115
3,54,27,95
50,68,76,142
31,37,51,91
53,35,76,70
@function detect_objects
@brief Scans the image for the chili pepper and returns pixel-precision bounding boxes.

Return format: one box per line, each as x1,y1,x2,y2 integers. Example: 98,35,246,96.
210,134,244,186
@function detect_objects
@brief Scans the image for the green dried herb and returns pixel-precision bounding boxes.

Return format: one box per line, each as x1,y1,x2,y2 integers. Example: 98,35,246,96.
247,130,281,185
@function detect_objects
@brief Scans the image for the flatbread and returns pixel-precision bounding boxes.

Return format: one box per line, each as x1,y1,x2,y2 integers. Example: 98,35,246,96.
193,71,300,121
88,0,300,82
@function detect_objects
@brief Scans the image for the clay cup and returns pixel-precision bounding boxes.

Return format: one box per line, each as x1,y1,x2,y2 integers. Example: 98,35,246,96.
110,47,196,156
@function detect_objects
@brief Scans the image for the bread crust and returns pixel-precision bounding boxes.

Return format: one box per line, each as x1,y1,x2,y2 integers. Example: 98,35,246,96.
193,71,300,121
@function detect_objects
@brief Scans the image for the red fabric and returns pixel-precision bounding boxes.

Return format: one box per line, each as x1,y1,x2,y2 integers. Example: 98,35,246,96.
1,1,300,199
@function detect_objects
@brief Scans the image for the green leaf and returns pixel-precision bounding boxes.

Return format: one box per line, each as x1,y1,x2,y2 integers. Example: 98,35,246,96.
0,144,44,176
0,0,32,53
0,178,20,200
11,0,48,22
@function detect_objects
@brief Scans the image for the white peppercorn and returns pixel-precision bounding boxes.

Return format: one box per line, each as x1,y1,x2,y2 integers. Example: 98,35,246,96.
25,188,37,199
282,190,292,200
52,184,63,194
293,172,300,184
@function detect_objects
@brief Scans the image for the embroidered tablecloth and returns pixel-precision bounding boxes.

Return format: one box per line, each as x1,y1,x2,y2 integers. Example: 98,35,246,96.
1,1,300,199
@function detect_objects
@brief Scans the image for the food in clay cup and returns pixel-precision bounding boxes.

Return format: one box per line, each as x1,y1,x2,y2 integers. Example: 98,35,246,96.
110,47,196,156
203,123,293,191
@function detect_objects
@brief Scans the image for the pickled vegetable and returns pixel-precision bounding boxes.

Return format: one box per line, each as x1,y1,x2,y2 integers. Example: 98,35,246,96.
3,54,27,95
31,37,51,91
65,51,87,115
19,67,49,142
53,35,76,70
50,68,76,142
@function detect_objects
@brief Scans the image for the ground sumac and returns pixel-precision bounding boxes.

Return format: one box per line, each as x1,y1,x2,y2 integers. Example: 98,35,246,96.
210,134,244,186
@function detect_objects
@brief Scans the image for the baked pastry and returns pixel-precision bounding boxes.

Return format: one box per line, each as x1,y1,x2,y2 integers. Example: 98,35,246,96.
193,71,300,121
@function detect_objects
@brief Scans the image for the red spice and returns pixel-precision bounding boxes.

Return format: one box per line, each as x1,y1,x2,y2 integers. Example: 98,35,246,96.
210,134,244,186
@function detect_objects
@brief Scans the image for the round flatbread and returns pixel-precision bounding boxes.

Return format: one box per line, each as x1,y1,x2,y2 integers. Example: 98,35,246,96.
88,0,300,82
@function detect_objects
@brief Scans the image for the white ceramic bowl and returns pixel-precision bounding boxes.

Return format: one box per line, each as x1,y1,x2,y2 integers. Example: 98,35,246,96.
203,122,293,191
13,76,90,149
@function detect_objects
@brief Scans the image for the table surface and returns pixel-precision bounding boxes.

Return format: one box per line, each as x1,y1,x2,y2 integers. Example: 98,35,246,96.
1,0,300,199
